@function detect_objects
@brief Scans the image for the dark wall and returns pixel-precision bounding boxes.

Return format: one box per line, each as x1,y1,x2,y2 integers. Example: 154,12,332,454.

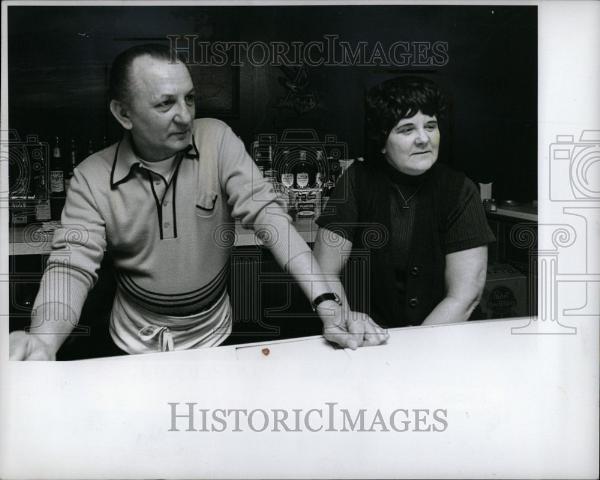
8,5,537,201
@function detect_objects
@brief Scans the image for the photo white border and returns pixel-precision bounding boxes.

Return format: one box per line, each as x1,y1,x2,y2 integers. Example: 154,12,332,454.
1,1,598,478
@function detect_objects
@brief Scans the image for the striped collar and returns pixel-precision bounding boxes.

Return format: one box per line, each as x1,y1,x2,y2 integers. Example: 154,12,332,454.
110,133,199,188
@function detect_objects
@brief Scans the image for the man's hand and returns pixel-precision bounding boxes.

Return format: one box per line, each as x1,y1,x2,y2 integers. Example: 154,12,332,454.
9,331,57,361
318,302,389,349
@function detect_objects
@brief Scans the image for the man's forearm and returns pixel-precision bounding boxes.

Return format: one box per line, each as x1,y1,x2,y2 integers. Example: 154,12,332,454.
29,304,78,354
28,268,90,355
256,214,390,348
263,221,335,303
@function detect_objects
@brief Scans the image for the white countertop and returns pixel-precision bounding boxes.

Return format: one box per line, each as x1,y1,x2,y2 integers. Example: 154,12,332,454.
2,316,597,478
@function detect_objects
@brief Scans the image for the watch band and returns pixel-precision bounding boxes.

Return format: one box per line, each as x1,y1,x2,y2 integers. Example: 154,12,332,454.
311,292,342,311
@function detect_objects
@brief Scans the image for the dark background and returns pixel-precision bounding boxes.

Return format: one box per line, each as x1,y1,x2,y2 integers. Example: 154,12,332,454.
8,5,538,358
9,5,537,201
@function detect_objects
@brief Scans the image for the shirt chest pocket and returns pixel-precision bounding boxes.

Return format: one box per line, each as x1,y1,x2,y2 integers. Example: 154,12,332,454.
196,190,219,218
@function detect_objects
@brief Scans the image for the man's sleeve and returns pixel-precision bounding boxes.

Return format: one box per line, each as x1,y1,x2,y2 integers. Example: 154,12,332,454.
443,177,496,254
315,164,359,242
217,125,290,228
32,169,107,324
216,125,315,264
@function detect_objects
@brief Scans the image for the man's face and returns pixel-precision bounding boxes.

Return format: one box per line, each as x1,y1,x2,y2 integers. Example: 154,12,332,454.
383,111,440,176
125,55,195,161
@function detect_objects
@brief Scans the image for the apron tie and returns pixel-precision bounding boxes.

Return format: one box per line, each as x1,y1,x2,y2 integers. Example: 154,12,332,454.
138,325,175,352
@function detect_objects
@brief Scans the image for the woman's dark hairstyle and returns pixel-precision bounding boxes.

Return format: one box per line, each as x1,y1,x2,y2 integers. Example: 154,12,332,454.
109,43,189,103
365,76,448,161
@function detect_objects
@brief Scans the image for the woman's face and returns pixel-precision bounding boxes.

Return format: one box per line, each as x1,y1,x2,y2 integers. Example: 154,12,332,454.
382,111,440,176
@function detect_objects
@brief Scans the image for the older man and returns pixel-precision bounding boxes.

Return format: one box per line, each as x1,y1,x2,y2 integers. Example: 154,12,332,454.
10,44,388,360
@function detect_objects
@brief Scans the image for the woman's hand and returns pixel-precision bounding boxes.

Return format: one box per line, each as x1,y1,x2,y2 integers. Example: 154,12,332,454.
361,314,390,346
318,301,389,349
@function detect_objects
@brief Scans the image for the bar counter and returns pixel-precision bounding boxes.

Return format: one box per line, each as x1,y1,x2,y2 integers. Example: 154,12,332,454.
2,316,596,478
8,218,320,256
9,203,537,256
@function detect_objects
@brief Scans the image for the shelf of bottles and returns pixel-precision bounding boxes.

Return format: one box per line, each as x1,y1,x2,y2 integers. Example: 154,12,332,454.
8,135,111,226
250,131,353,221
9,130,355,226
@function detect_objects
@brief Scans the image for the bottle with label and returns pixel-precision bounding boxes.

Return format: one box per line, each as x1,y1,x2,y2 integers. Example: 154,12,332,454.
322,154,337,200
65,138,77,192
35,175,51,221
264,145,275,181
329,155,341,183
315,172,325,189
280,150,294,189
251,141,262,173
34,142,51,222
315,150,325,189
294,150,310,189
50,136,65,220
278,149,295,216
322,155,341,197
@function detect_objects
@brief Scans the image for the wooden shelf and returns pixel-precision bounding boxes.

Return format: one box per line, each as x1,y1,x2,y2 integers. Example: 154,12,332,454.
487,203,538,222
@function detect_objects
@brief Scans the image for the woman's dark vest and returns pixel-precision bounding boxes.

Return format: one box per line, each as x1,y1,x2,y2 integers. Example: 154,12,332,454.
350,161,465,327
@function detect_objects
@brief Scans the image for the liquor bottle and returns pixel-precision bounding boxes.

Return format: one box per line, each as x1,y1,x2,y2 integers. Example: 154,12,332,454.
315,150,325,189
322,154,337,200
254,146,266,176
264,145,275,181
280,150,294,189
329,155,341,183
34,175,51,221
49,137,65,220
65,138,77,192
315,171,325,189
87,139,95,158
34,143,51,222
322,154,341,196
277,149,294,216
294,150,310,189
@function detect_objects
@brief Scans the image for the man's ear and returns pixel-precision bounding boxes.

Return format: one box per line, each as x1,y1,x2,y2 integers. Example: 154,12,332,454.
110,99,133,130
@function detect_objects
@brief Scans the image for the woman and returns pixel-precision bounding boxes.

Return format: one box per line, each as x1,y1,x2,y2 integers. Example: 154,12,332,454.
314,76,495,328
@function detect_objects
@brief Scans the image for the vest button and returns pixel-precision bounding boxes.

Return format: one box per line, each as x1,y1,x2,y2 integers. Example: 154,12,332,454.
408,297,419,308
410,266,420,276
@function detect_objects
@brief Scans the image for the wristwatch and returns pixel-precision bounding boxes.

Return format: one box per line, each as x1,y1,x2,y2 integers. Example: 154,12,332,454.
311,292,342,311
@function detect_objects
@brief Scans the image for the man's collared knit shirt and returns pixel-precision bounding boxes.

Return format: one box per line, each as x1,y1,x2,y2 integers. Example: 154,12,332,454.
34,118,301,353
